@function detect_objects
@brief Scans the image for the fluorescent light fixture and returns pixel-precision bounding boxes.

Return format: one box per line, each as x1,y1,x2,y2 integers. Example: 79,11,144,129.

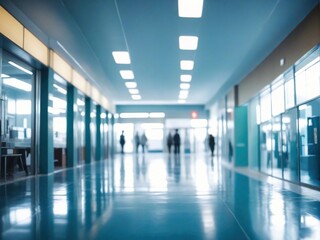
100,112,107,119
149,112,165,118
129,89,139,94
178,99,186,104
180,83,190,90
180,75,192,82
112,51,131,64
179,90,189,99
178,0,204,18
179,36,198,50
77,98,85,106
8,61,33,75
125,82,137,88
1,74,9,78
120,70,134,79
180,60,194,70
120,112,149,119
132,94,141,100
3,78,32,92
53,84,67,95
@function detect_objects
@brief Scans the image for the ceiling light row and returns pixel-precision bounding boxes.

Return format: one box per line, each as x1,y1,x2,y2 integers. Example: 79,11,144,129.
112,51,141,101
177,0,204,103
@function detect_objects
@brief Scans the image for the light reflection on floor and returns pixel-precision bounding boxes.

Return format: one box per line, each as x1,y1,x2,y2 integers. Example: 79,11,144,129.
0,152,320,239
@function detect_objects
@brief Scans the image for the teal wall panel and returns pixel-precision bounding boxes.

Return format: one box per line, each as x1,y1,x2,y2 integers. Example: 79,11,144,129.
66,84,78,167
39,68,54,174
234,106,248,166
85,97,92,164
95,105,101,161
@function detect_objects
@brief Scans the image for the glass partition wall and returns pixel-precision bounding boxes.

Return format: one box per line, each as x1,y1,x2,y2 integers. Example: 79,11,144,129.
0,52,35,180
252,45,320,188
52,74,67,169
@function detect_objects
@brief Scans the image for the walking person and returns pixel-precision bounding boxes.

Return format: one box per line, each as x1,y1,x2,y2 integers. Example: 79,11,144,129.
140,132,148,153
119,130,125,154
134,132,140,153
167,132,173,154
173,129,181,155
208,134,215,157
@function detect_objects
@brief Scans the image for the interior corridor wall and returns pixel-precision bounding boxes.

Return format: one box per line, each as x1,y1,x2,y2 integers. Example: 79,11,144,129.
247,96,259,170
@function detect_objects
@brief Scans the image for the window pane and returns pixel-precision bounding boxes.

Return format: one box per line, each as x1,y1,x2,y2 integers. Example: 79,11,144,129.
260,90,271,122
285,79,295,109
271,84,284,116
295,48,320,104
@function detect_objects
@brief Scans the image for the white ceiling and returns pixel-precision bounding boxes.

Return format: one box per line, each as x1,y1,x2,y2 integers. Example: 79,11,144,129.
1,0,319,106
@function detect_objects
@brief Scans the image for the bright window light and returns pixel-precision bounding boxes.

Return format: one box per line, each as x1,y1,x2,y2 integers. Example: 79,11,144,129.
180,60,194,70
149,112,165,118
53,84,67,95
179,36,198,50
179,90,189,99
132,94,141,100
8,61,33,75
112,51,131,64
120,112,149,118
3,78,32,92
1,74,9,78
141,123,164,129
181,75,192,82
191,119,208,128
178,99,186,104
77,98,85,106
129,89,139,94
178,0,204,18
125,82,137,88
180,83,190,89
120,70,134,79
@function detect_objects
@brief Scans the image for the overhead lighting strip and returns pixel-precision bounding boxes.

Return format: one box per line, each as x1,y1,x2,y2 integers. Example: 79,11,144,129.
8,61,33,75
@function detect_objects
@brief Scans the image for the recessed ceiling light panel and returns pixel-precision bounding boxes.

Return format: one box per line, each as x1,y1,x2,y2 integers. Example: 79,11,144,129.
120,70,134,79
179,36,198,50
112,51,131,64
125,82,137,88
129,89,139,94
131,95,141,100
180,75,192,82
180,83,190,90
180,60,194,70
178,0,204,18
179,90,189,99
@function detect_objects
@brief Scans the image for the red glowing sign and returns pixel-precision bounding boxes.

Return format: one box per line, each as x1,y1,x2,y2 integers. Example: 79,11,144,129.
191,111,198,119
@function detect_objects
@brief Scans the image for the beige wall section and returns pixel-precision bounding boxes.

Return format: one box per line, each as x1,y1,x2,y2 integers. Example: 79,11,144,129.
91,86,101,104
0,6,23,48
50,51,72,83
23,29,48,66
239,5,320,105
72,70,86,94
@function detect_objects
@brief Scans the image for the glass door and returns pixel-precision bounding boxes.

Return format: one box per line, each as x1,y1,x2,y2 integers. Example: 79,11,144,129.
0,52,35,180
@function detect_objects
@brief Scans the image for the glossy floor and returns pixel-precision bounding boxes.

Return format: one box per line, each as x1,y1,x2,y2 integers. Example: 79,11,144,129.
1,153,320,239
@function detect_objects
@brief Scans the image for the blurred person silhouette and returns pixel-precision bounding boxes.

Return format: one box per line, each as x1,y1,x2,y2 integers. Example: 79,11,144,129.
119,130,125,154
140,132,148,153
173,129,181,155
208,134,215,157
134,132,140,153
167,132,173,154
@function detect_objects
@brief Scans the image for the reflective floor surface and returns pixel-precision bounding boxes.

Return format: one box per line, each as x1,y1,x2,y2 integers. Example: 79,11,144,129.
1,153,320,239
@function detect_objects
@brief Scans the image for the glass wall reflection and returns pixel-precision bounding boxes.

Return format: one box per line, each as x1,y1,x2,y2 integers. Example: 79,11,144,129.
299,99,320,187
0,53,34,180
77,93,85,164
282,109,299,182
52,74,67,169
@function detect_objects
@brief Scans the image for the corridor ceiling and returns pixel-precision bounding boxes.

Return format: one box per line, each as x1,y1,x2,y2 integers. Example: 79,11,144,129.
3,0,319,105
